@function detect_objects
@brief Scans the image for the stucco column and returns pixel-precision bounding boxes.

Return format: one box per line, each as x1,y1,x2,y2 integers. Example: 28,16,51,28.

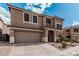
42,30,48,43
10,30,15,43
54,31,56,42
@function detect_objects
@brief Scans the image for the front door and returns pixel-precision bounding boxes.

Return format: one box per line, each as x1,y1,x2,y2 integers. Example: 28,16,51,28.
48,30,54,42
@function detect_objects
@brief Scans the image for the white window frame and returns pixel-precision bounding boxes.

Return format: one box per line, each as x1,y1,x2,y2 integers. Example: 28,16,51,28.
32,14,38,25
56,23,62,30
46,17,51,25
23,12,38,25
23,12,31,23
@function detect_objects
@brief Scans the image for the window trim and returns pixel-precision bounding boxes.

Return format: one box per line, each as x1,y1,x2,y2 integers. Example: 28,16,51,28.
23,12,38,25
45,17,51,27
74,28,78,32
56,24,62,30
66,29,70,32
46,17,51,24
56,22,63,24
23,12,30,23
32,14,38,25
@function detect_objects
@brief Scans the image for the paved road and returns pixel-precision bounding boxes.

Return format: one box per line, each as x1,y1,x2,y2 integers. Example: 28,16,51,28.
0,42,79,56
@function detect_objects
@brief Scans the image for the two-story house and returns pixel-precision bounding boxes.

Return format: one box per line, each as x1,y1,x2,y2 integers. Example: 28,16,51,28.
63,25,79,41
2,4,63,43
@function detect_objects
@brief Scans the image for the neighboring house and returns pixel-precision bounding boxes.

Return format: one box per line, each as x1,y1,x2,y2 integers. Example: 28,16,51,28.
63,25,79,41
3,4,63,43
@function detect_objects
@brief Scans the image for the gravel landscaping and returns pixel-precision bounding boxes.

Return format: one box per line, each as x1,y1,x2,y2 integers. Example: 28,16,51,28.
49,43,78,51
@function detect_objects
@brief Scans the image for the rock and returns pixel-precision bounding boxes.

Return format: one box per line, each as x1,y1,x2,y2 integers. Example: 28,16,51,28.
67,42,71,46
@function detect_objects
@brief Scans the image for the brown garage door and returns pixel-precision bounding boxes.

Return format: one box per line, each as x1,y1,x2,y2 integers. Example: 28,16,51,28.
15,31,41,43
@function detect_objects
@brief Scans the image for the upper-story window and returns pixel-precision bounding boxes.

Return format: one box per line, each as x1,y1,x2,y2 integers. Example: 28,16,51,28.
46,18,51,24
57,24,62,30
66,29,70,32
74,28,78,32
33,15,37,23
24,13,29,22
24,13,38,24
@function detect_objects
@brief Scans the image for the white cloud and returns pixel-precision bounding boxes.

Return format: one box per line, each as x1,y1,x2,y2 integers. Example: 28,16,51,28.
0,7,10,18
40,3,51,11
24,3,52,14
24,3,43,13
24,3,32,10
0,15,10,24
0,7,10,24
0,4,52,24
71,20,79,26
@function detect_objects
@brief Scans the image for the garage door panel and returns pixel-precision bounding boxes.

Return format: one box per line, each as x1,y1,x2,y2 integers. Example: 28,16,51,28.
15,31,41,43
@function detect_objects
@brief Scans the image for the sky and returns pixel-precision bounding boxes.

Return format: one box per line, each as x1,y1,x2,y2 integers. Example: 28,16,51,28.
0,3,79,27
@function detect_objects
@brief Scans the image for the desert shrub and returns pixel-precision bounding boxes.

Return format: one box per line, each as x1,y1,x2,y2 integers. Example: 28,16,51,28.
56,35,71,43
63,38,71,42
56,35,72,48
61,41,67,48
56,35,64,42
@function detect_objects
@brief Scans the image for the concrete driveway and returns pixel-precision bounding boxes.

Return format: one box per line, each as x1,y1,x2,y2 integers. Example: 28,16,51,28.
1,42,79,56
9,43,60,56
0,42,61,56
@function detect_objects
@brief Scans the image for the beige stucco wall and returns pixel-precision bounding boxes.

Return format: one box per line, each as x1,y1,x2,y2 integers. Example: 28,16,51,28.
55,18,63,24
54,17,63,30
10,8,43,29
56,31,62,37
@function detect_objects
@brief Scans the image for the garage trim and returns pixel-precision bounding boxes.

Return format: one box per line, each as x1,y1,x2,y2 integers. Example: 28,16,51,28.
11,27,44,32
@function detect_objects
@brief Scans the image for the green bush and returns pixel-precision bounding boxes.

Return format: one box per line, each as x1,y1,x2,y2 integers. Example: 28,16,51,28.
61,41,67,48
63,38,71,42
56,35,64,42
57,35,71,42
57,35,72,48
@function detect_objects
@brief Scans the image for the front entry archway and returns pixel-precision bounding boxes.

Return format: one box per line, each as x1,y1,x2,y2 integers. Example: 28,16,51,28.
48,30,54,42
